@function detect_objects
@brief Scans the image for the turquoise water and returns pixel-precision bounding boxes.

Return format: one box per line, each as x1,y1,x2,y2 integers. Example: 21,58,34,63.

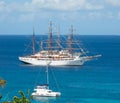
0,35,120,103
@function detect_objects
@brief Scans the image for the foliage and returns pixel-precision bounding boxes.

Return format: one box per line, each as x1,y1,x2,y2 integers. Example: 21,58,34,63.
0,78,32,103
2,90,32,103
0,78,6,100
0,79,6,88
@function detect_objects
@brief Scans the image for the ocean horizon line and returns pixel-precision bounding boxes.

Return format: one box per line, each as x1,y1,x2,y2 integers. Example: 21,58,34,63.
0,34,119,36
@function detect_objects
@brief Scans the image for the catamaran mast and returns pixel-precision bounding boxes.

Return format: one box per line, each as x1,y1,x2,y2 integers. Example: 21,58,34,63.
46,62,50,89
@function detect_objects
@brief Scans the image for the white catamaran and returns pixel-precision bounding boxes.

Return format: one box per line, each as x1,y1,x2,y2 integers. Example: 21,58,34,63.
19,22,101,66
32,62,61,97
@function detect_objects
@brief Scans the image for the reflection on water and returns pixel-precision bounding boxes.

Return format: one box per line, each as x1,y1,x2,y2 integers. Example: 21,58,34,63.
33,96,57,102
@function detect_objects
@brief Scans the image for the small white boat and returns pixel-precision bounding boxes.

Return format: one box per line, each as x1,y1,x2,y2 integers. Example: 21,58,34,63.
31,62,61,97
32,85,61,97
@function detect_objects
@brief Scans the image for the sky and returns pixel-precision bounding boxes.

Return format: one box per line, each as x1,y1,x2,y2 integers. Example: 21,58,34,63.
0,0,120,35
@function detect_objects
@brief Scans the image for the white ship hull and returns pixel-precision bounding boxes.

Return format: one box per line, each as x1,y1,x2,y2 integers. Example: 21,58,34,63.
19,57,85,66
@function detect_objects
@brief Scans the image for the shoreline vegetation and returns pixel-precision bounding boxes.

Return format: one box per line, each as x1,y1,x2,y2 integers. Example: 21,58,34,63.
0,79,6,88
2,91,32,103
0,79,32,103
0,78,6,100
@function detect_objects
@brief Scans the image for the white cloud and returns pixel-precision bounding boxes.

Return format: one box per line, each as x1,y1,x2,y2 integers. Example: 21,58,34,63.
24,0,104,12
88,11,116,19
117,12,120,19
0,1,5,8
88,12,103,18
0,0,105,15
1,0,120,14
19,13,35,22
0,0,120,23
0,1,9,13
106,0,120,6
0,1,22,13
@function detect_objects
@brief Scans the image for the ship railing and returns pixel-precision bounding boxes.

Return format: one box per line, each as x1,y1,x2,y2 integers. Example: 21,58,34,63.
37,58,74,61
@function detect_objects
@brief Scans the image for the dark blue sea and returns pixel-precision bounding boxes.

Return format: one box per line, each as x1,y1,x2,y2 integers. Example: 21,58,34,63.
0,35,120,103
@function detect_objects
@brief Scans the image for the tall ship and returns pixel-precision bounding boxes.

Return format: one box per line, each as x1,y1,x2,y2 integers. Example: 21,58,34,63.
19,22,101,66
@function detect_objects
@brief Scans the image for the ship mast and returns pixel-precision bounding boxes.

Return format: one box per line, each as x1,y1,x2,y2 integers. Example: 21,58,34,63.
68,25,73,55
32,26,36,54
40,41,43,51
48,21,53,54
58,25,61,50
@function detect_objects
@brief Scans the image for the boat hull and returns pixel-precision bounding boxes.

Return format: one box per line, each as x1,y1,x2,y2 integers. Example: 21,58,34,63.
19,57,85,66
32,92,61,97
